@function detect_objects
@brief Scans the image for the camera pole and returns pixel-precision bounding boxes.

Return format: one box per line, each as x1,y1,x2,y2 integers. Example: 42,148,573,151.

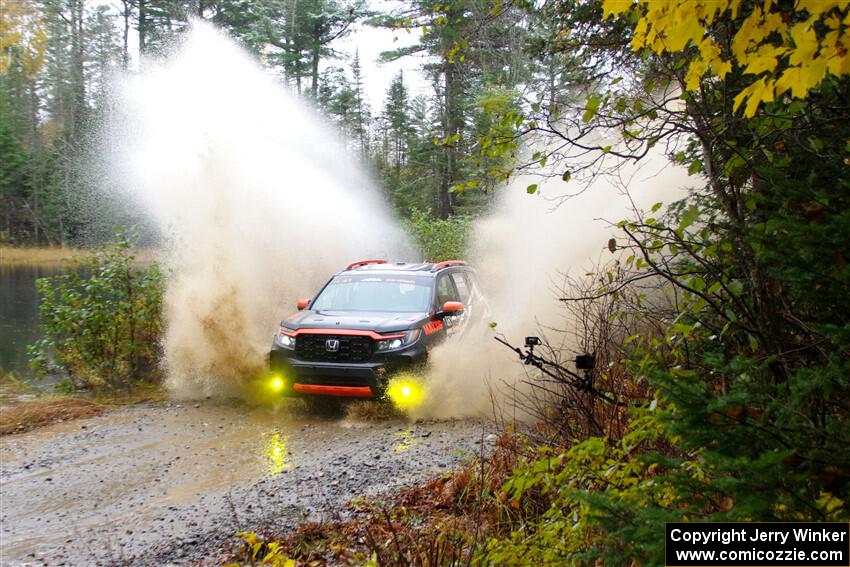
493,336,625,407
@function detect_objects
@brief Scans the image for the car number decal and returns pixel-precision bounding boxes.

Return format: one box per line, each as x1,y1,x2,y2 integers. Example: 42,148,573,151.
423,320,444,335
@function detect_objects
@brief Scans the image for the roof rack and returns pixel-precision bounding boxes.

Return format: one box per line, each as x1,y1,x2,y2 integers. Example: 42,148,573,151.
345,259,388,271
430,260,466,271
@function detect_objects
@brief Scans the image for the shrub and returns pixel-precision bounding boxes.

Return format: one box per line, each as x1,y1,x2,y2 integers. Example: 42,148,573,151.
28,235,164,391
402,209,471,262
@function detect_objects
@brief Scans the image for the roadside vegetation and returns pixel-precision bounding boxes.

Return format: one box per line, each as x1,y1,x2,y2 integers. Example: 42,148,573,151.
0,236,165,434
28,235,164,392
402,209,471,262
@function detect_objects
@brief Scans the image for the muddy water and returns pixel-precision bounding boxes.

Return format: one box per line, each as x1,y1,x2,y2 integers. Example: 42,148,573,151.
0,400,490,566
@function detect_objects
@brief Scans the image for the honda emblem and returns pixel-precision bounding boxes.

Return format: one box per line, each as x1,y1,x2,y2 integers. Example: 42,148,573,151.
325,339,340,352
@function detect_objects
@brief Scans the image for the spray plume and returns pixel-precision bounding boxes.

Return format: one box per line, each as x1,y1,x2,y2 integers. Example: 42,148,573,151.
415,156,691,419
108,23,407,398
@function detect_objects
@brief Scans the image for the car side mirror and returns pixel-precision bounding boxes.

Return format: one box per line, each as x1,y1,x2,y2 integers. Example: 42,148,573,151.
297,298,310,310
438,301,464,318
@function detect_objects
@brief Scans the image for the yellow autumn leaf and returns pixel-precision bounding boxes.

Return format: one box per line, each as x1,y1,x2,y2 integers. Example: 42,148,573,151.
732,87,750,114
797,0,843,16
789,23,818,66
743,93,764,117
698,37,720,61
606,0,850,116
800,57,828,93
712,58,733,78
743,54,779,75
733,78,773,116
775,66,805,98
824,14,842,30
827,50,850,76
662,5,703,51
685,59,708,91
632,17,648,44
602,0,633,18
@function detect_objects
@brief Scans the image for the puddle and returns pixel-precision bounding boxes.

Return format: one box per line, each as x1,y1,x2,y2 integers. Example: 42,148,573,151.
0,400,319,560
263,432,292,474
394,428,417,453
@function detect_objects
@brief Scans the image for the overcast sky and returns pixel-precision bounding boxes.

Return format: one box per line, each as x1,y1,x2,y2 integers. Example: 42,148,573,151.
101,0,429,110
330,1,431,110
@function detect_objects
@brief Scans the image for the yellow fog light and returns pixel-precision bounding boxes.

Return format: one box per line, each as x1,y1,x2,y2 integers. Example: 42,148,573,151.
386,375,425,410
269,376,285,392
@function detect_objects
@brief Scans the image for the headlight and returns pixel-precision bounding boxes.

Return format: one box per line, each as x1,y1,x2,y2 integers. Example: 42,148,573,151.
377,338,403,351
376,329,420,351
275,328,296,349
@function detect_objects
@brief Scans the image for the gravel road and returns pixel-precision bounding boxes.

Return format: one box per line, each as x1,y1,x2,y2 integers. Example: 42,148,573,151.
0,399,492,566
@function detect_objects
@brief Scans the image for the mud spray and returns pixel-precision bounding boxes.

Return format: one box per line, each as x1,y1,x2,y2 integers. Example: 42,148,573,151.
416,157,692,419
108,23,408,398
107,22,692,413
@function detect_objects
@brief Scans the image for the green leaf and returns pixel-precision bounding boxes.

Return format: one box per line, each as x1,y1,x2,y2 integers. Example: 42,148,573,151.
679,205,700,230
582,94,602,123
723,153,747,176
690,276,706,292
526,184,538,194
687,160,703,175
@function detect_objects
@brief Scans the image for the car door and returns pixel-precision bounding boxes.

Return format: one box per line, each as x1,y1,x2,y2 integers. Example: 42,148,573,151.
445,271,473,335
453,270,490,333
435,273,463,336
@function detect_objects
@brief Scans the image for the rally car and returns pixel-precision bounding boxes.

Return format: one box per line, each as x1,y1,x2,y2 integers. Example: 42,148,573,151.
269,259,486,399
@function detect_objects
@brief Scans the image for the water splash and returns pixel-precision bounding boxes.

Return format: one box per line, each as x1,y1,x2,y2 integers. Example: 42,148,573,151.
107,22,408,398
414,154,692,419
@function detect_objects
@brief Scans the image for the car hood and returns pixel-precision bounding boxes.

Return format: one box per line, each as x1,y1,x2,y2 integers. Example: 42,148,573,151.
283,310,430,334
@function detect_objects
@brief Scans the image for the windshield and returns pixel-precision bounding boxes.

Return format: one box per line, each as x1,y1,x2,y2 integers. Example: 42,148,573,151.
311,275,433,313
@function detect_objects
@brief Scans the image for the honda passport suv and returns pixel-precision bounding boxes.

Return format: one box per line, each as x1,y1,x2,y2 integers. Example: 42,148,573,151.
269,260,485,398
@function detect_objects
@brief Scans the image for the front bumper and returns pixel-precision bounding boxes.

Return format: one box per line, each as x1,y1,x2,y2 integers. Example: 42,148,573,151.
269,340,426,398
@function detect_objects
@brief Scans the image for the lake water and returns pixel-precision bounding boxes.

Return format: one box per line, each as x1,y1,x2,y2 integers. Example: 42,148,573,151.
0,265,60,376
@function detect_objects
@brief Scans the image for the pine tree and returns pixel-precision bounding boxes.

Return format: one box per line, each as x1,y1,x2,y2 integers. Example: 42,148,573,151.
349,49,370,158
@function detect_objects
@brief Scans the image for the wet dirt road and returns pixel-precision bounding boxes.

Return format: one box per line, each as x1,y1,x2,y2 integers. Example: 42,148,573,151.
0,400,491,566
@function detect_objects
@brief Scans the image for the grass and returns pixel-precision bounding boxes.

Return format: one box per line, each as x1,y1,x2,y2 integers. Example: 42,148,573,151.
0,372,166,435
0,245,84,266
0,371,33,394
0,397,105,435
0,245,159,267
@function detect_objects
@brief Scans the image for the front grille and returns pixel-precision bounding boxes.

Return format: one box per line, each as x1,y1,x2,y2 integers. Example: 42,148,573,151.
295,334,373,363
